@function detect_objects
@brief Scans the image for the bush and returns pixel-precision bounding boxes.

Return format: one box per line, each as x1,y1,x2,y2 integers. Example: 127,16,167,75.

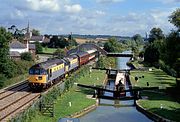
0,74,7,88
1,60,18,78
21,52,33,61
159,60,176,76
35,41,43,53
14,60,34,74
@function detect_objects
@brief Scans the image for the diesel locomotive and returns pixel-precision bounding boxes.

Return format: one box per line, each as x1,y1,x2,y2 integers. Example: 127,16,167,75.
28,49,98,89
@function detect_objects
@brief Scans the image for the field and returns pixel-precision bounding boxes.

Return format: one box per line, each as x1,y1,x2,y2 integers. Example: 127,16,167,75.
31,70,106,122
130,68,180,121
75,38,89,44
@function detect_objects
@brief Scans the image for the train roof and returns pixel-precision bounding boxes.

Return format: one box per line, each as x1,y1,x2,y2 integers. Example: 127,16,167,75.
76,51,88,57
86,49,96,54
33,58,64,69
65,54,78,59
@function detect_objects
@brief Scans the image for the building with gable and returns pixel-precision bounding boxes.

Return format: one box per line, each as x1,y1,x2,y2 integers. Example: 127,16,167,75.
9,22,36,60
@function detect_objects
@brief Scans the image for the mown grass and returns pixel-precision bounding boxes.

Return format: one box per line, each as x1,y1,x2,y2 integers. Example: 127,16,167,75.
31,70,106,122
42,47,57,54
139,91,180,122
130,68,176,88
130,67,179,121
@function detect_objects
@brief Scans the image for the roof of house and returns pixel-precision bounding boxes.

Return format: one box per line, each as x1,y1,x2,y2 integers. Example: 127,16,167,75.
10,41,26,49
43,37,50,43
30,36,44,41
29,44,36,50
10,51,21,57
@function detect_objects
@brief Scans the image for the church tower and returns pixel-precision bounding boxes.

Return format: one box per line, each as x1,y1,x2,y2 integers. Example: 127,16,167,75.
24,21,31,51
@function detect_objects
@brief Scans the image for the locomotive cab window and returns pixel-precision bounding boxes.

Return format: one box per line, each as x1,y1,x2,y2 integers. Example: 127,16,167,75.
29,68,47,75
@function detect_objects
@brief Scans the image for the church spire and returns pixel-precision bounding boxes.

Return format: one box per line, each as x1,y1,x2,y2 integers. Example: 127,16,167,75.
25,20,31,39
27,20,30,34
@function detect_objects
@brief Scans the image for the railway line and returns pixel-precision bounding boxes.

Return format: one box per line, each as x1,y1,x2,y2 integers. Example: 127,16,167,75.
0,81,40,122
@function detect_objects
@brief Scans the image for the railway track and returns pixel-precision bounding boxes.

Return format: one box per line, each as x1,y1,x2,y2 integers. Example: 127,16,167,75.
0,81,29,100
0,81,40,122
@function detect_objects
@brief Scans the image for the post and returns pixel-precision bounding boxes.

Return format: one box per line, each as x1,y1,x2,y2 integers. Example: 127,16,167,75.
134,91,137,105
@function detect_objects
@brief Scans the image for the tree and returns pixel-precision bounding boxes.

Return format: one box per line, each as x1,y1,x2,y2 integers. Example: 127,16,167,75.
35,41,43,53
161,31,180,67
68,34,78,47
21,52,33,61
132,34,143,46
8,25,25,39
144,43,160,64
32,29,40,36
104,37,122,52
49,36,69,48
0,27,18,78
53,48,65,59
149,28,165,43
169,8,180,29
0,74,6,88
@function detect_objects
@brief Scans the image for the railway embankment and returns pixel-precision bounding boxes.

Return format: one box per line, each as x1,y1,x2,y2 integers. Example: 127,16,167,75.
10,65,107,122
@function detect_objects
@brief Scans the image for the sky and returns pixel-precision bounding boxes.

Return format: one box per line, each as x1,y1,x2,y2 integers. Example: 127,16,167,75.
0,0,179,36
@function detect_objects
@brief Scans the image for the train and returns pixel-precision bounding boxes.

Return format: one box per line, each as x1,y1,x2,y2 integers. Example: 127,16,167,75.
28,49,98,90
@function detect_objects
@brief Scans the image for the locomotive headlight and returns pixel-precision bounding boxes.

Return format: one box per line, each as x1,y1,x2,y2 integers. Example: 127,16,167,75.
38,76,42,80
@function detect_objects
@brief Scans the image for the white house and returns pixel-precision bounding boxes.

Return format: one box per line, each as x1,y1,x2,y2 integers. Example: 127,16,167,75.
9,40,29,53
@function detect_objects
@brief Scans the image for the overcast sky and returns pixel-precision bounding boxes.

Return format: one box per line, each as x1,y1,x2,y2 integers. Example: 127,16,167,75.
0,0,179,36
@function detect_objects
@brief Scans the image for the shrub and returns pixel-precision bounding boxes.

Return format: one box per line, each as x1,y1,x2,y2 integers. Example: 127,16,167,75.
21,52,33,61
0,74,7,88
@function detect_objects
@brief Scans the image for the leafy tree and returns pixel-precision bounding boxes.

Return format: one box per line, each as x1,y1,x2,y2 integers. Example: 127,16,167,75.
149,28,165,43
8,25,25,39
132,34,143,46
169,8,180,29
144,43,160,64
2,60,18,78
0,27,17,78
49,36,58,48
35,41,43,53
21,52,33,61
53,48,65,59
68,34,78,47
104,37,122,52
161,30,180,67
49,36,69,48
32,29,40,36
0,74,7,88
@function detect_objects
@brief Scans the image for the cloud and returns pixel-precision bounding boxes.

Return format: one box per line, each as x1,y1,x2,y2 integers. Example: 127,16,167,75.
64,4,82,13
26,0,60,12
95,10,106,16
96,0,124,3
156,0,180,4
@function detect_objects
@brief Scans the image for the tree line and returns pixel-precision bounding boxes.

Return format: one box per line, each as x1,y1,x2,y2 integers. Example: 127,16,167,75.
0,27,34,88
143,8,180,86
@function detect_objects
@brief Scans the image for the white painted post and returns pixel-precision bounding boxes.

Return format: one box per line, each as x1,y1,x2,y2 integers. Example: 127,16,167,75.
69,102,72,107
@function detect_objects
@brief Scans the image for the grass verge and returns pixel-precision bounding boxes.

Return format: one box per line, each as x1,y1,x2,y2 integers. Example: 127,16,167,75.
42,47,57,54
130,67,180,121
1,74,28,89
31,70,106,122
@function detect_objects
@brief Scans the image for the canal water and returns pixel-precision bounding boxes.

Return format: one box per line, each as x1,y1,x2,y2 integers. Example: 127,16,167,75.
79,51,152,122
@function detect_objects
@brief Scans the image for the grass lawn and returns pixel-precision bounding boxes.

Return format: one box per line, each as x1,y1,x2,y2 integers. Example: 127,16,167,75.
130,68,180,121
31,70,106,122
139,91,180,122
42,47,57,54
130,68,176,88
